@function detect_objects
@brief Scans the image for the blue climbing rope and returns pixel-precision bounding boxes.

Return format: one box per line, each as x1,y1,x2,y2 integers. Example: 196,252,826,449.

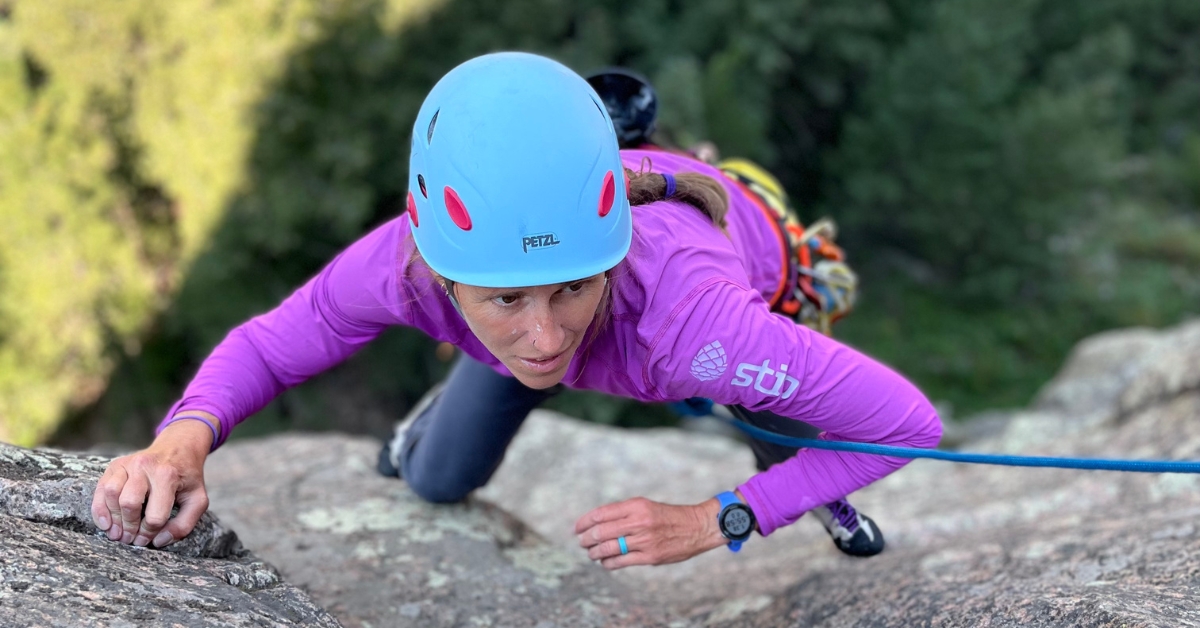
726,419,1200,474
671,400,1200,474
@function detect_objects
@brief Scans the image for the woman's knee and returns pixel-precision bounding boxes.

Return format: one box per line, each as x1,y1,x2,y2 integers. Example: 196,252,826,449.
402,463,487,504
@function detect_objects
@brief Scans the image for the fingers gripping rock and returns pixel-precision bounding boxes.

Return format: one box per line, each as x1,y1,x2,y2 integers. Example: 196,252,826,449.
0,442,242,559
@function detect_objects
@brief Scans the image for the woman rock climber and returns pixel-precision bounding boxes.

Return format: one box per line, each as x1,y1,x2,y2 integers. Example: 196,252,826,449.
91,52,941,569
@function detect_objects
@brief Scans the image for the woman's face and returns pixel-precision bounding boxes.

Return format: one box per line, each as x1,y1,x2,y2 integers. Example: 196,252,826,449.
453,273,607,389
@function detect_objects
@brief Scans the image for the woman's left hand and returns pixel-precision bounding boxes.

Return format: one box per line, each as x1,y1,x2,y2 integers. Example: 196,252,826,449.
574,497,728,570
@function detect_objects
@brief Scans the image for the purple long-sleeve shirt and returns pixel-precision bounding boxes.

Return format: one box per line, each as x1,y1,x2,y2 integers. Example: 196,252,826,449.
160,149,942,536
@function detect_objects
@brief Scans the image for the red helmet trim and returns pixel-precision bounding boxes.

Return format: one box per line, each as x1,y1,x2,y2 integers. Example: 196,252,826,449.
407,191,419,227
444,186,473,231
599,170,616,218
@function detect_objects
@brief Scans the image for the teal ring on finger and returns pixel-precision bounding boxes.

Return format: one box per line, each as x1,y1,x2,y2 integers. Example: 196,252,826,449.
618,536,628,555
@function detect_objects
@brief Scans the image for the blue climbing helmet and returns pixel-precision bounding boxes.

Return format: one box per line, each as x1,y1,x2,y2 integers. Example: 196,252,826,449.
406,52,632,288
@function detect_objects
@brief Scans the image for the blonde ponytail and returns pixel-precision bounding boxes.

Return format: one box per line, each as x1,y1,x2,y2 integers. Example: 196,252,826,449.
625,167,730,232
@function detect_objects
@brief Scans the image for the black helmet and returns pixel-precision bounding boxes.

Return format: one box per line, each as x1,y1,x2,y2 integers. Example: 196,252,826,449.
585,67,658,149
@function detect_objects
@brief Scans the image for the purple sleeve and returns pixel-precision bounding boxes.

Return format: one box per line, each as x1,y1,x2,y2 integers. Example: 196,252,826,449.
644,280,943,536
156,218,410,448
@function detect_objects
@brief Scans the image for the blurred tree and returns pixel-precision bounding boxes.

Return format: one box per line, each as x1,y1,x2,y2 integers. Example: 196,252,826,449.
829,0,1199,411
0,3,164,445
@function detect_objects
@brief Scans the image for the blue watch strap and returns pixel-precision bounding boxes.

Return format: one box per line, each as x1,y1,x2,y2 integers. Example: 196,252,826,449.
716,491,747,552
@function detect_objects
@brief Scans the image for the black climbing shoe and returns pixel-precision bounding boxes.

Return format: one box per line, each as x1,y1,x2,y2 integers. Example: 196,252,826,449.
811,499,885,557
377,382,445,479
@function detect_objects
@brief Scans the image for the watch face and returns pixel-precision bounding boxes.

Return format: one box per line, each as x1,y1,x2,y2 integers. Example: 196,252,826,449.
721,505,754,539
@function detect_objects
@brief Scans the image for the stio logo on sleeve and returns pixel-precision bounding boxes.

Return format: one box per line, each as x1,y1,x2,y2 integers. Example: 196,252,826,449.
690,341,728,381
731,360,800,399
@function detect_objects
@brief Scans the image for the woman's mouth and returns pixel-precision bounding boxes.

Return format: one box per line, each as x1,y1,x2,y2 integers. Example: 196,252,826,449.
517,351,566,374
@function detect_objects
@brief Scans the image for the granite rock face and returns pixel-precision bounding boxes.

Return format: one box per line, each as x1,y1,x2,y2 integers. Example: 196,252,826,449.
203,435,682,628
0,444,340,627
0,437,681,628
5,319,1199,627
482,319,1200,627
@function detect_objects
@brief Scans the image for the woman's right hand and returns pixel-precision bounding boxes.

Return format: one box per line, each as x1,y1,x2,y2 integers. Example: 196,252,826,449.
90,418,215,548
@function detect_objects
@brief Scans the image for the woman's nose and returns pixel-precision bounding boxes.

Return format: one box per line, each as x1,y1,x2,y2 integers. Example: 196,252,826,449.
526,307,565,353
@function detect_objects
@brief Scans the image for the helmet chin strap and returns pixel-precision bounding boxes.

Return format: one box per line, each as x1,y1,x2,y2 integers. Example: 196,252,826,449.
442,280,465,319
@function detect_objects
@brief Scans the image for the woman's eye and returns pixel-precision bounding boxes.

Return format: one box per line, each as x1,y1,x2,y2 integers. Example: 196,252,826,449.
564,281,586,293
494,294,519,306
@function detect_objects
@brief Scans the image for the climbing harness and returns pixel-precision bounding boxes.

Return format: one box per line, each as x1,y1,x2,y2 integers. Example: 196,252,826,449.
716,158,858,335
586,65,857,334
673,398,1200,474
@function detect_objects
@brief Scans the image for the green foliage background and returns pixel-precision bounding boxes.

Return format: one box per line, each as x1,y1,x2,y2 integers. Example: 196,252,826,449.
0,0,1196,447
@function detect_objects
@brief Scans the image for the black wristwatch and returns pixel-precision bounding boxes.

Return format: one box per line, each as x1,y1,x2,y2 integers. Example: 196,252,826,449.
715,491,756,552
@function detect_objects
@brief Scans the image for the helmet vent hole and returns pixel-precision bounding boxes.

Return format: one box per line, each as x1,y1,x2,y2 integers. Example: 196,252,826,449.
407,191,419,227
444,186,473,231
598,170,616,218
417,174,427,198
427,109,439,145
591,97,605,118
